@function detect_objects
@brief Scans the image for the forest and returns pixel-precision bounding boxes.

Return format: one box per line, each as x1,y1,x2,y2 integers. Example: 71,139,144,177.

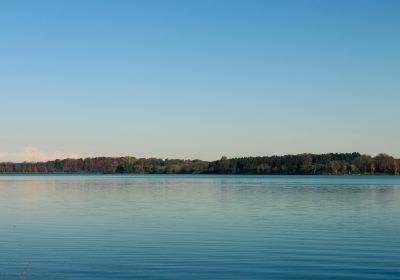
0,153,399,175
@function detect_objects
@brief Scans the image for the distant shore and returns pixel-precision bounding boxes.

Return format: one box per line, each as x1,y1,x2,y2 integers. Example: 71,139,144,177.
0,153,399,175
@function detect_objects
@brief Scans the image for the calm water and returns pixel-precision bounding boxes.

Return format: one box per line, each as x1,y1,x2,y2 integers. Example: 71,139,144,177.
0,175,400,279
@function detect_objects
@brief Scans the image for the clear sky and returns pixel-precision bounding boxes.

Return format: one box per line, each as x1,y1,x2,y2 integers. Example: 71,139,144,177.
0,0,399,161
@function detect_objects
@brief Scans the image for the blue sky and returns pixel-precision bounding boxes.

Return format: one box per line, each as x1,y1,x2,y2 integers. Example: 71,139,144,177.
0,0,399,161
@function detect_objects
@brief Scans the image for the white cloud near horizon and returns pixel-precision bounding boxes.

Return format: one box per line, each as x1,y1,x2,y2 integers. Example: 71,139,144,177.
0,146,81,163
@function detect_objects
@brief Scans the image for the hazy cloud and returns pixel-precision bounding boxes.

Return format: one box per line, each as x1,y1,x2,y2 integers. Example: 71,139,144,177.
0,146,81,162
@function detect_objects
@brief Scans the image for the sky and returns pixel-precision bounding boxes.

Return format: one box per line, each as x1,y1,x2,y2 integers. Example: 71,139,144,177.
0,0,399,162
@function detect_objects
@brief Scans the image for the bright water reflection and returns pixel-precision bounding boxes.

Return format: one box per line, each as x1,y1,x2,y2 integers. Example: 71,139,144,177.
0,175,400,279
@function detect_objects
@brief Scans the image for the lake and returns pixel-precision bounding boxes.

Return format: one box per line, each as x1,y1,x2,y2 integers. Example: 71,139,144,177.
0,175,400,279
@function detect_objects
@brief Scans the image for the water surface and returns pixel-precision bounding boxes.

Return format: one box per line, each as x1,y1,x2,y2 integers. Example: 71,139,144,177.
1,175,400,279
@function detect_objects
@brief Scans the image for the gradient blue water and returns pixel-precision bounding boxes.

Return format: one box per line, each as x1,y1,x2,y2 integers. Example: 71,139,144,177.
1,175,400,279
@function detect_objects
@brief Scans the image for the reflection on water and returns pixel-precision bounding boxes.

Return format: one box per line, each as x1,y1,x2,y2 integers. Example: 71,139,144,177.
0,175,400,279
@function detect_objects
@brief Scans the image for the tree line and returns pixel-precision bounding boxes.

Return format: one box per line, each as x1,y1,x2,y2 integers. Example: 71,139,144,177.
0,153,399,175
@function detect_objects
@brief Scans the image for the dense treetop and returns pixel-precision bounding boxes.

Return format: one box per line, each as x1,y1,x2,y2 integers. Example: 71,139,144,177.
0,153,399,175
